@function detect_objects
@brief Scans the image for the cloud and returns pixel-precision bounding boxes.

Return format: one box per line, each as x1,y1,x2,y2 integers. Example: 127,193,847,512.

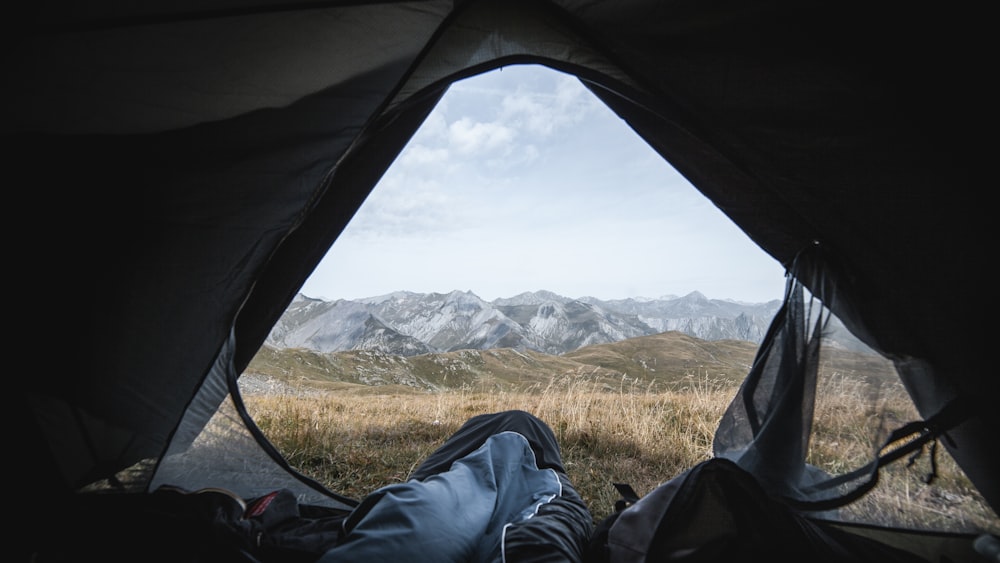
447,117,516,155
497,73,598,137
399,144,449,167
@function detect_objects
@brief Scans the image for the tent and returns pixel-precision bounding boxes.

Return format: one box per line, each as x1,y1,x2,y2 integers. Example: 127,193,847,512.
8,0,994,559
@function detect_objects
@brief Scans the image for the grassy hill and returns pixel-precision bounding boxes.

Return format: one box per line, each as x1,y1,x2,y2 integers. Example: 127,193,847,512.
245,329,901,397
247,331,764,392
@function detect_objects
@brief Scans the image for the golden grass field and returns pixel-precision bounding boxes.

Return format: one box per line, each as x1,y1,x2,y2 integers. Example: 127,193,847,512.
242,372,1000,535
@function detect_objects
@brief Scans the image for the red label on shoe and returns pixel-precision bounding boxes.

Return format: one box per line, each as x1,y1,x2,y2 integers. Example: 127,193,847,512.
246,490,279,517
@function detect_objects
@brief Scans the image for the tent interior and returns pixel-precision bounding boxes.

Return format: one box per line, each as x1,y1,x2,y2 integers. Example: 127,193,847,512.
9,0,995,560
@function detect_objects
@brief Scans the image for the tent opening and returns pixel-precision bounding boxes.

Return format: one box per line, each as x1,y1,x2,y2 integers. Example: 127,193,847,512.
210,65,996,537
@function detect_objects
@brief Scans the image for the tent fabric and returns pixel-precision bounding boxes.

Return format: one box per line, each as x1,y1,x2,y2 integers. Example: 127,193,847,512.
7,0,996,556
587,457,946,563
713,246,983,514
149,330,359,509
713,253,842,505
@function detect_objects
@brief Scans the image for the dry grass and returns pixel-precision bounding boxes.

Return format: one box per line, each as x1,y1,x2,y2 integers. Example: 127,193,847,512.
243,373,1000,534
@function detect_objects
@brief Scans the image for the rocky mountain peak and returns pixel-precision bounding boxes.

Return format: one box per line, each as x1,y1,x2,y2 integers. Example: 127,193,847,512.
267,290,784,356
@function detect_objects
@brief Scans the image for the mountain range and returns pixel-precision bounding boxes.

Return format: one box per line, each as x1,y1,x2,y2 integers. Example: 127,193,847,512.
265,290,784,356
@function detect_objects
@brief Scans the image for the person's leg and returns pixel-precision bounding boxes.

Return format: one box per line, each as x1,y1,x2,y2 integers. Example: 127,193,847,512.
501,471,594,563
410,409,594,562
410,409,566,480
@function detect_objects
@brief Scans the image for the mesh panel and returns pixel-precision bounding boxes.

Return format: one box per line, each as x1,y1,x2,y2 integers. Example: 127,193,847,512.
714,246,998,533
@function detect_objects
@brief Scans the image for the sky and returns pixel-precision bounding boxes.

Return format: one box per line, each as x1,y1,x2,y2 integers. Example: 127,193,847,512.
300,65,788,304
